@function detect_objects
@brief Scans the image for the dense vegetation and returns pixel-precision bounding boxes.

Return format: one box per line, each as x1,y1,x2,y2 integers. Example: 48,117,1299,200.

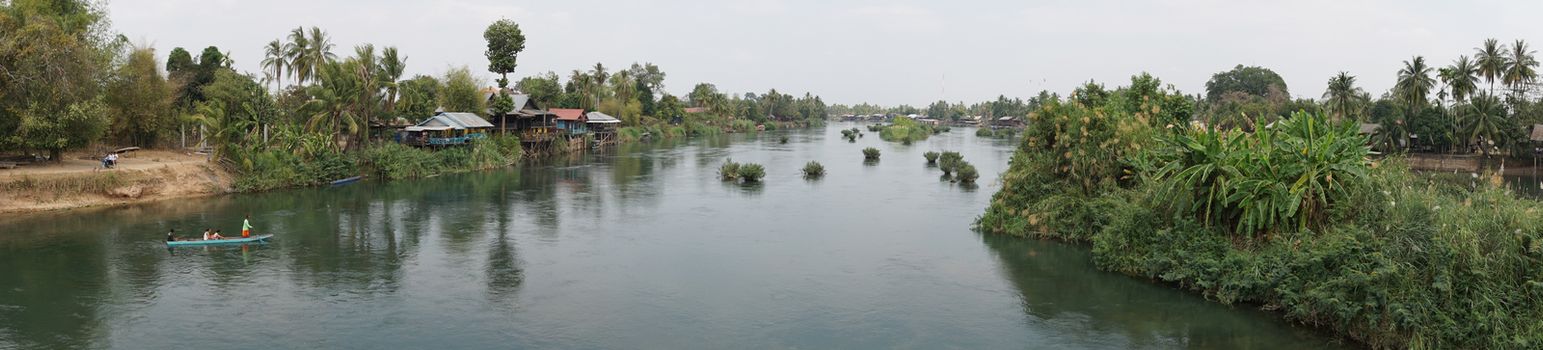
978,73,1543,348
0,0,831,193
875,117,933,144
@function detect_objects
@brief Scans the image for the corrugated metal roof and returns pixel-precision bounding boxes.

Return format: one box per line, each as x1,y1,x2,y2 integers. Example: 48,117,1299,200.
1359,123,1380,135
441,112,494,128
417,112,493,130
585,112,621,124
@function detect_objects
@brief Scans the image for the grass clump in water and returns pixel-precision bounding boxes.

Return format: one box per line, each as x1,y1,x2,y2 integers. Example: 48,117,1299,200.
924,151,940,164
802,161,825,178
738,163,766,182
862,147,881,160
719,159,741,181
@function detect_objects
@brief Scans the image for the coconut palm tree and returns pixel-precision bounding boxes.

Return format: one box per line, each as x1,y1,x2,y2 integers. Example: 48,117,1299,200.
1439,55,1480,103
286,27,312,84
1476,38,1509,95
1395,56,1436,113
379,46,406,117
1461,92,1508,157
308,27,337,69
1504,39,1538,97
261,39,287,93
1322,72,1367,121
304,60,364,150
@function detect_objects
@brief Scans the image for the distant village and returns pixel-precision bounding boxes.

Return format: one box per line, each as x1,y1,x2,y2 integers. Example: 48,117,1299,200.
388,87,621,152
837,113,1023,128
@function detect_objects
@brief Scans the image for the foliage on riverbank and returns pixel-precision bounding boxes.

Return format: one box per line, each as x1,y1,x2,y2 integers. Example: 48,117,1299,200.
231,135,522,191
976,127,1019,139
978,76,1543,349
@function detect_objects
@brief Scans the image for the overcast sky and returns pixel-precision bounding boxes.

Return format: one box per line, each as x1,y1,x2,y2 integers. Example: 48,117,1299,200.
108,0,1543,107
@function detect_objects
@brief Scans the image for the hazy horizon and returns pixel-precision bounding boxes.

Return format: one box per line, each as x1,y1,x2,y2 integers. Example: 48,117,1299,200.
109,0,1543,107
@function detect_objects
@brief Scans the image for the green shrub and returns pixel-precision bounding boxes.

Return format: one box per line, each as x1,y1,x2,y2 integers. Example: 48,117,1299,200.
618,127,647,142
802,161,825,177
779,136,789,144
878,117,933,143
938,151,963,174
738,163,765,182
924,151,940,163
862,147,880,160
730,120,756,133
976,128,993,137
719,159,741,181
955,162,978,183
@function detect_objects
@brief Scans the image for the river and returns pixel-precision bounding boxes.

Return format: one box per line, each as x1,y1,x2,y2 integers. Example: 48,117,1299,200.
0,125,1349,349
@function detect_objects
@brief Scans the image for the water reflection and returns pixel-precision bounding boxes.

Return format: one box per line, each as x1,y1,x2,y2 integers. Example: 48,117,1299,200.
978,233,1346,349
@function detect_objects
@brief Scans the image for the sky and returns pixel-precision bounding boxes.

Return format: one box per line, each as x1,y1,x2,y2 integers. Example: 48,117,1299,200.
107,0,1543,107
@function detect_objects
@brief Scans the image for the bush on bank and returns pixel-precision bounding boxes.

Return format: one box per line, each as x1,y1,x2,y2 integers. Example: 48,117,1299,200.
977,91,1543,349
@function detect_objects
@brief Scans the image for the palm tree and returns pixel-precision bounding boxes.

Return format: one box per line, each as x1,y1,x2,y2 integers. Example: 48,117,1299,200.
1439,55,1480,103
286,27,312,84
351,44,381,139
261,39,287,93
1475,38,1509,95
1395,56,1436,113
303,61,364,150
1460,92,1507,158
379,46,406,117
308,27,337,71
1504,39,1538,97
1322,72,1367,121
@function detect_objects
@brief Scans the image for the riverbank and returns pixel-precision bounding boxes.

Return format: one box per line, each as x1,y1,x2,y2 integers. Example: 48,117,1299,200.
977,103,1543,348
0,150,233,214
0,121,820,215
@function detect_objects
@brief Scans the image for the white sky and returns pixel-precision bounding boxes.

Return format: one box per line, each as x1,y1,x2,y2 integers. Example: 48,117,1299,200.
107,0,1543,106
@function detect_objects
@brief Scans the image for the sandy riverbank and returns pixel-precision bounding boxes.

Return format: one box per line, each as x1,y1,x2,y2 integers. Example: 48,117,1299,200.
0,150,233,214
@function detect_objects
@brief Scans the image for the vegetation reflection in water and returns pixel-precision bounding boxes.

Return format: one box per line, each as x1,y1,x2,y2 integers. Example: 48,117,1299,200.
0,127,1343,349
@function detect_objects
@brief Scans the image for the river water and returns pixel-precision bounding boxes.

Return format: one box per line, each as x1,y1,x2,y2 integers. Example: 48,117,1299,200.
0,125,1348,349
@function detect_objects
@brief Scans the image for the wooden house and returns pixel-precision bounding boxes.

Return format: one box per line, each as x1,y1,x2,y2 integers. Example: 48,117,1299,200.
552,108,589,136
399,112,494,146
485,91,558,143
586,111,621,143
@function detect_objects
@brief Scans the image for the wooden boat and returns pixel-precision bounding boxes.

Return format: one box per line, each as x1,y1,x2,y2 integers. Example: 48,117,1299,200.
329,176,362,186
166,234,272,247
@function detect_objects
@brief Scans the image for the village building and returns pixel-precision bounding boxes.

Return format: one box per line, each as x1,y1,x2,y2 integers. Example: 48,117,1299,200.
552,108,589,137
400,112,494,147
586,111,621,144
483,89,558,144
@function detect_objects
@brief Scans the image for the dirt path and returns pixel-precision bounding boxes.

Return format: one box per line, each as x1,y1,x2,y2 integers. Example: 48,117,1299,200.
0,150,233,214
1,150,210,177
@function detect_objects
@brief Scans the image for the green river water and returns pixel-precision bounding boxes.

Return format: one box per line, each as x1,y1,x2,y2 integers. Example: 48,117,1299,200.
0,125,1349,349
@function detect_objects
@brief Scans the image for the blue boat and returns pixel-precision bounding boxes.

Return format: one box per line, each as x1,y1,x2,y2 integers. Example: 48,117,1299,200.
166,234,272,247
330,176,362,186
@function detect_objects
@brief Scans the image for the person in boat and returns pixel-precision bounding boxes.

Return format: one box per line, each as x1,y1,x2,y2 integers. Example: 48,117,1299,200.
201,228,212,240
210,229,225,240
166,229,178,242
241,214,254,238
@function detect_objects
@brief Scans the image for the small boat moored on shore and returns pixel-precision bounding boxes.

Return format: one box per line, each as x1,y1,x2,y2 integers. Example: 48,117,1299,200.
166,234,273,247
330,176,363,186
